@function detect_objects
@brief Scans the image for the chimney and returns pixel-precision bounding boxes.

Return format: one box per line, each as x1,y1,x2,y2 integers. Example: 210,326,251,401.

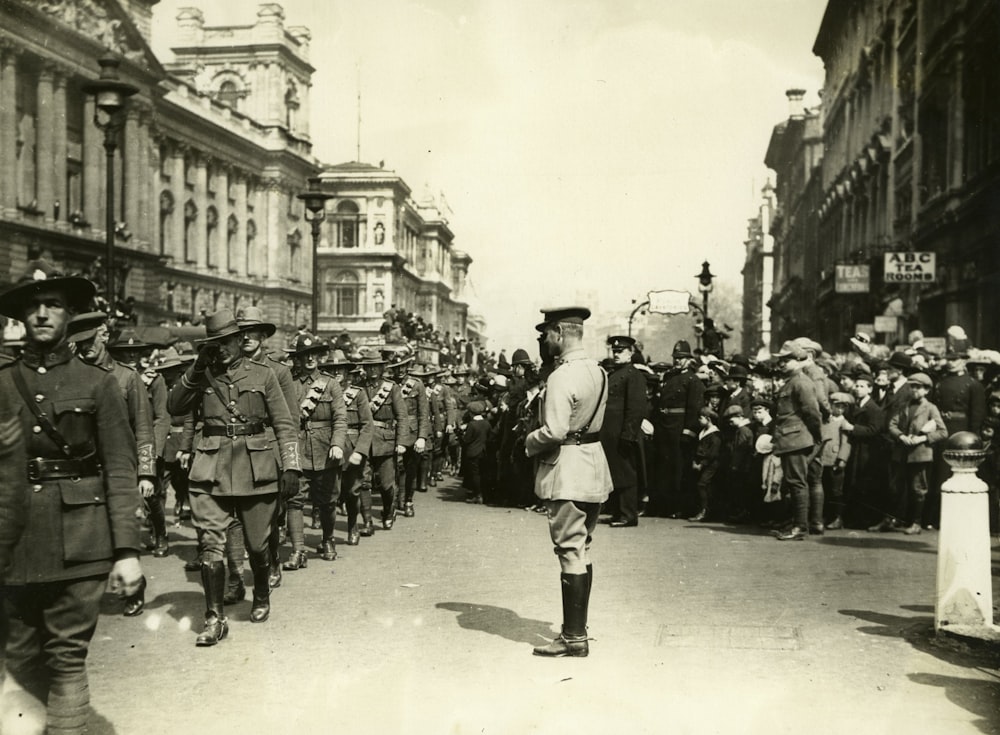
786,89,806,120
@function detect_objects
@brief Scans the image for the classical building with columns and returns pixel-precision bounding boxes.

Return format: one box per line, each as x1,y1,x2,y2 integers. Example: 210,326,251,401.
0,0,474,346
310,162,472,341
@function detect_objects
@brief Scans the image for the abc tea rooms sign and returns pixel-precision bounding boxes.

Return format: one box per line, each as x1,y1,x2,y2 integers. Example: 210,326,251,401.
884,252,936,283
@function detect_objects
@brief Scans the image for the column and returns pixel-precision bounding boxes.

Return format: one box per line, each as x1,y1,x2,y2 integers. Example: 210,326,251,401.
171,144,186,262
148,132,160,253
82,96,102,229
36,63,55,220
0,45,18,213
265,178,283,280
216,163,230,271
52,70,68,226
193,153,208,268
136,111,151,246
124,108,140,237
233,172,248,277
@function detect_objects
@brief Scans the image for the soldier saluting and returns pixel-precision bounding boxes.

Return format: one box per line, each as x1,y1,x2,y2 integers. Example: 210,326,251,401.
0,261,142,733
167,309,300,646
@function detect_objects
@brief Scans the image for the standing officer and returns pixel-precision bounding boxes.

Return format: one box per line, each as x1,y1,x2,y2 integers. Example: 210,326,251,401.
651,340,705,518
320,350,374,545
285,334,347,565
385,348,430,518
600,336,649,528
360,351,408,532
167,310,300,646
109,328,172,558
423,367,446,488
67,314,157,616
235,307,297,590
0,262,142,733
526,307,612,658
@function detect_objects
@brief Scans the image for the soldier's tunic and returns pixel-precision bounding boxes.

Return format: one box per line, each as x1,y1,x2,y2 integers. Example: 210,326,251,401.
441,383,461,469
94,352,157,481
167,356,300,562
0,378,27,573
651,366,705,516
340,380,375,536
294,368,348,513
427,384,446,481
363,377,408,523
1,344,139,720
398,374,431,505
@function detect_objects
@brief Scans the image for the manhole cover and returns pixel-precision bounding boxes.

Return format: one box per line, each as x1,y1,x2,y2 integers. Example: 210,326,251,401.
655,624,802,650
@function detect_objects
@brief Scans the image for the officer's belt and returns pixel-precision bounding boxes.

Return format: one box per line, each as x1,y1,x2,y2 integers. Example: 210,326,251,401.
942,411,967,418
372,420,394,429
561,432,600,446
346,428,360,436
28,455,101,481
169,426,185,434
203,421,266,437
660,407,686,414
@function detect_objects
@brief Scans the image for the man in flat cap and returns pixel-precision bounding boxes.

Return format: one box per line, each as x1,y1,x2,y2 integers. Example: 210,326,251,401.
167,309,300,646
599,335,649,527
526,307,612,657
0,261,142,733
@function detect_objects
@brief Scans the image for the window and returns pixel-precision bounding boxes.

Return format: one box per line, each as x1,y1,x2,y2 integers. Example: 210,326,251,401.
288,228,302,281
217,80,242,110
184,200,198,263
246,219,257,275
227,214,238,272
325,270,364,316
205,205,219,267
335,200,359,248
160,190,175,257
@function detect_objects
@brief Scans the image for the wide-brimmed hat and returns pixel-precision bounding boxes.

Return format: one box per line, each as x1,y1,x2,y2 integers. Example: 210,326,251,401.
195,309,243,343
66,311,108,343
356,346,387,366
108,326,161,351
285,333,328,356
384,346,416,370
153,346,196,371
409,364,441,379
320,349,355,370
236,306,277,338
0,259,96,319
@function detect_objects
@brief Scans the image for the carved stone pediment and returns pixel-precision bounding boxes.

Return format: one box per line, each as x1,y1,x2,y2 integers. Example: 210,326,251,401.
34,0,146,64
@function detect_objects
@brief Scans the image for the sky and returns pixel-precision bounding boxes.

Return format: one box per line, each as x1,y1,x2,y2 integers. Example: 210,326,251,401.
151,0,828,351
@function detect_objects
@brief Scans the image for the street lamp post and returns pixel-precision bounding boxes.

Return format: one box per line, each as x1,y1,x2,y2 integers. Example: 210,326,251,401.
696,260,716,320
627,299,649,338
82,56,137,314
297,179,333,336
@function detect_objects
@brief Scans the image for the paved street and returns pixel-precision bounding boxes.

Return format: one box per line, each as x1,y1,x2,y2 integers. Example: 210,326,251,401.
86,476,1000,735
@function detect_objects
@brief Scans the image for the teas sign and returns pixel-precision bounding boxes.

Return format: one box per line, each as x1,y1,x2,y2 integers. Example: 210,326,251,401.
884,252,935,283
835,264,870,293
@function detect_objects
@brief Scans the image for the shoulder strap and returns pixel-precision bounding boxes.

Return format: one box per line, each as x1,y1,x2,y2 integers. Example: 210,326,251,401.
300,375,331,421
11,364,75,457
344,386,359,407
204,369,252,424
579,368,607,434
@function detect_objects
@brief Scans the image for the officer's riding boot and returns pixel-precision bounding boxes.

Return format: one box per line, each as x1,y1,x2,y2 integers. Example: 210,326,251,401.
196,561,229,646
345,494,361,545
381,486,397,530
282,506,308,570
267,509,283,588
148,494,169,557
223,525,246,604
360,488,375,536
319,503,337,560
45,675,90,734
248,551,271,623
532,573,590,657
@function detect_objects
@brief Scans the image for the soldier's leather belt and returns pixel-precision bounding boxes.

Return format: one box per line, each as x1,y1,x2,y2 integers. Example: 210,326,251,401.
27,455,101,481
660,408,686,414
372,420,394,429
169,426,185,434
561,432,600,446
346,427,361,434
203,421,266,437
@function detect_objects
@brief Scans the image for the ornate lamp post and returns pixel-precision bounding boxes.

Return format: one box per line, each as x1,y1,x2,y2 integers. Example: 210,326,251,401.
82,56,137,313
696,260,716,319
296,179,333,335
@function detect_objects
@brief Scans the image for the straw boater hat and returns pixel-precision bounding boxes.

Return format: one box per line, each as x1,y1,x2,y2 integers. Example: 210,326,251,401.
236,306,277,338
0,259,96,319
195,309,244,343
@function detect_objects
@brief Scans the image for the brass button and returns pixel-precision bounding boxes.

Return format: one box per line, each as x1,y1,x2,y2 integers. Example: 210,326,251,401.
231,417,237,423
32,425,42,434
37,366,47,374
32,485,42,492
229,400,236,406
34,394,44,403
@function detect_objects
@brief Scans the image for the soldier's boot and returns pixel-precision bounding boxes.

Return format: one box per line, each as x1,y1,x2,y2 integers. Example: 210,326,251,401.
381,486,397,530
196,561,229,647
148,494,170,557
345,494,361,545
319,504,338,560
224,524,246,602
360,489,375,536
532,573,590,658
248,551,271,623
267,507,283,588
282,507,308,570
45,675,90,734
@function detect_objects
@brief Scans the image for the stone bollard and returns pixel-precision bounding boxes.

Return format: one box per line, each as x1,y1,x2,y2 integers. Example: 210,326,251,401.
935,431,1000,642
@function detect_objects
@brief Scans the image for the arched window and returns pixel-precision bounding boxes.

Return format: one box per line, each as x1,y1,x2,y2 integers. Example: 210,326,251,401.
335,200,359,248
217,80,243,111
205,205,219,268
159,190,174,257
183,199,198,263
324,270,364,317
227,214,238,273
246,219,257,275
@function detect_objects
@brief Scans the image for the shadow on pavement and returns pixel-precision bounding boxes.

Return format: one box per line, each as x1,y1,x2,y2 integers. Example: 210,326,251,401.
817,535,935,554
86,707,118,735
435,483,469,503
907,674,1000,735
436,602,555,645
841,606,1000,730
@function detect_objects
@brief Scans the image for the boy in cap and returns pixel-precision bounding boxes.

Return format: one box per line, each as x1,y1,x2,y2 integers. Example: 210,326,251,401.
821,392,854,530
689,407,722,522
886,373,947,535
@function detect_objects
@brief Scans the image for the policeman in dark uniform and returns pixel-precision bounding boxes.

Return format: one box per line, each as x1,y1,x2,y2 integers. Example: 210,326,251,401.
600,336,649,527
650,340,705,517
321,350,374,545
384,347,430,518
285,334,347,565
167,310,300,646
359,351,408,531
0,262,142,733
